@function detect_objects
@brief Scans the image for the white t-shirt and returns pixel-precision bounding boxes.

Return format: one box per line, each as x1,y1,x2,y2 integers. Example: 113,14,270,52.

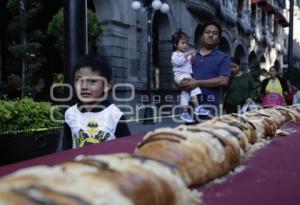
65,104,123,148
171,51,193,75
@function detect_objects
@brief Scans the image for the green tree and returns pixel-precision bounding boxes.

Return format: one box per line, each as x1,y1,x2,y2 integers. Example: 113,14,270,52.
6,0,46,96
47,8,102,56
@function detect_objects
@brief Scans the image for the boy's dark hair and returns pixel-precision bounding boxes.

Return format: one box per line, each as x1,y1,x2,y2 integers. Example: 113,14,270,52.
73,53,112,82
171,30,189,51
200,21,222,38
230,57,240,66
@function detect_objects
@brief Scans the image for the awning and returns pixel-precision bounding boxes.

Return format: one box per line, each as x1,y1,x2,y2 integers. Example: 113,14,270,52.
251,0,267,5
252,0,277,14
274,12,289,27
264,3,277,14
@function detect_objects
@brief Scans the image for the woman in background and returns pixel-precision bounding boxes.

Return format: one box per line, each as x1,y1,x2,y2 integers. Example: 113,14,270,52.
261,66,288,99
224,57,255,114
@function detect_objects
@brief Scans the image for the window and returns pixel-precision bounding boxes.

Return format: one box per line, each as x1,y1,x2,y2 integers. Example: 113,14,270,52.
251,4,257,21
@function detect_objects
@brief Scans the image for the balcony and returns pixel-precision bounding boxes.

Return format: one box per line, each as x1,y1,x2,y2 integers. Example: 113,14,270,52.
219,0,237,26
254,21,263,42
274,12,289,27
186,0,217,18
264,3,277,14
208,0,221,9
252,0,288,27
264,29,273,47
251,0,267,6
237,8,254,34
274,28,285,54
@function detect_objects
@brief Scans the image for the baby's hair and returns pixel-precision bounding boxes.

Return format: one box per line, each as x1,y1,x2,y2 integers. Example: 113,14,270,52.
171,29,189,51
73,53,112,82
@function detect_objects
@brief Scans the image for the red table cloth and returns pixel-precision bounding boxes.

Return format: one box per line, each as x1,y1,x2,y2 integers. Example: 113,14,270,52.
1,122,300,205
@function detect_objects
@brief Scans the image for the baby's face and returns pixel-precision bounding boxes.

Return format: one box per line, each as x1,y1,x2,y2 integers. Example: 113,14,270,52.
74,67,110,104
176,38,189,52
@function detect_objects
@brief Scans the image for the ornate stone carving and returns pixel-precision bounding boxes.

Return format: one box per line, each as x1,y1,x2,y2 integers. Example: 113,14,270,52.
219,0,237,26
238,7,254,34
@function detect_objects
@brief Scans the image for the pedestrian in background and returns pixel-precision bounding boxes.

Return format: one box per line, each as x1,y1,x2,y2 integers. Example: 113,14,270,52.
261,66,288,107
293,86,300,104
171,30,210,123
179,21,231,117
286,80,298,105
224,57,256,114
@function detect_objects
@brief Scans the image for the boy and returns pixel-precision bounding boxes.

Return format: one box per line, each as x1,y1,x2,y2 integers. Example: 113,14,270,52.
63,54,130,149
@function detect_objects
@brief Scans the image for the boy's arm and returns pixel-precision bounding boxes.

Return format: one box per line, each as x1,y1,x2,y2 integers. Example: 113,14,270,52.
115,115,131,138
63,123,73,150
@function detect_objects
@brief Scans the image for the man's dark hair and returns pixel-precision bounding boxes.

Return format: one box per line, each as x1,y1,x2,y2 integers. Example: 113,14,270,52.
200,21,222,38
73,53,112,82
171,30,189,51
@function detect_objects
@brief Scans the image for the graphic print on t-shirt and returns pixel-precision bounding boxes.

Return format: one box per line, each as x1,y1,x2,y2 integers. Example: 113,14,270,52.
65,104,122,148
73,120,111,147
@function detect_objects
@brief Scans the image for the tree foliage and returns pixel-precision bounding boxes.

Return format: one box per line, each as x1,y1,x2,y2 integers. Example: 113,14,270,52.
6,0,46,95
47,8,64,55
47,8,102,56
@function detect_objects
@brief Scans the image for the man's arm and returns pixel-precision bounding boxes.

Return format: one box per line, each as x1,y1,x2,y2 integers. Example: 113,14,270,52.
179,75,229,90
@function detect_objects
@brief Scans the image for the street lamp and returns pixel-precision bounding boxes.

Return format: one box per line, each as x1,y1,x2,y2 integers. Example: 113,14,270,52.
287,0,294,82
20,0,27,98
131,0,170,123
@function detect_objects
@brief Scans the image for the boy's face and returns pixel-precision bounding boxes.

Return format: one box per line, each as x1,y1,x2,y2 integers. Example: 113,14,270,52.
74,67,111,105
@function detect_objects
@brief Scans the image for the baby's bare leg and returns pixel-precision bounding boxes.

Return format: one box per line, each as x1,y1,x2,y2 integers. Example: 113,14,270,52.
191,95,199,107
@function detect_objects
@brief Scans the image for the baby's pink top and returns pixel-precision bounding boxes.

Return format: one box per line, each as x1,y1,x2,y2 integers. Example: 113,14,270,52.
171,51,193,75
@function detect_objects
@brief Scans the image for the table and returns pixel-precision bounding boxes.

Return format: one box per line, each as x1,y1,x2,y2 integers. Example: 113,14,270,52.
1,122,300,205
200,121,300,205
0,135,143,176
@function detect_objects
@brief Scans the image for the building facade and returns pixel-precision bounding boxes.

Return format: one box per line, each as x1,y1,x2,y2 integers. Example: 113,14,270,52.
285,0,300,69
92,0,288,98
